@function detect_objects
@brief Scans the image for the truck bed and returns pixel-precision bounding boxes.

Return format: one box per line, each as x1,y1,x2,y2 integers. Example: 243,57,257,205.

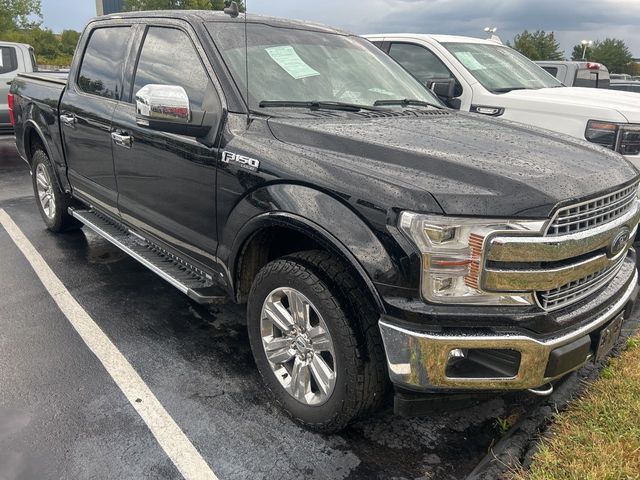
17,72,68,85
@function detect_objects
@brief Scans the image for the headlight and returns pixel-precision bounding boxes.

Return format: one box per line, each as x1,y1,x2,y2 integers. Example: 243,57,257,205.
399,212,543,305
585,120,640,155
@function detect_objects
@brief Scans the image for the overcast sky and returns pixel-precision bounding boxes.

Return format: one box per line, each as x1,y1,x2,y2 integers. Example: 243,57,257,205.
41,0,640,58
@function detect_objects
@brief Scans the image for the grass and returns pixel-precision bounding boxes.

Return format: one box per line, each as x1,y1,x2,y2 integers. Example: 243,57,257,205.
518,336,640,480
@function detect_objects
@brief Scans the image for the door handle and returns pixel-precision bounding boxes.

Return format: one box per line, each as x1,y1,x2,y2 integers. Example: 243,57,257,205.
111,131,133,149
60,113,76,128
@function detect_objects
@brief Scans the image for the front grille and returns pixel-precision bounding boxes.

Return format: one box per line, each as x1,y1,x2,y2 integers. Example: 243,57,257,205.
536,255,626,311
546,183,638,236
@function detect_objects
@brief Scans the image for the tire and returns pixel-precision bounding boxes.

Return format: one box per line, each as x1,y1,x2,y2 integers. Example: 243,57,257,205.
31,149,80,232
247,250,388,432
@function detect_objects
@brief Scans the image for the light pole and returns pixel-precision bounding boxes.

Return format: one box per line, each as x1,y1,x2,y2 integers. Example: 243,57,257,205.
484,27,501,43
581,40,593,60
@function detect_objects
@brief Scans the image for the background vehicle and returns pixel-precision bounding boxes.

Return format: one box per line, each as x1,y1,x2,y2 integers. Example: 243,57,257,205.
536,60,610,88
365,34,640,169
609,80,640,93
1,42,37,132
611,73,632,80
10,11,640,432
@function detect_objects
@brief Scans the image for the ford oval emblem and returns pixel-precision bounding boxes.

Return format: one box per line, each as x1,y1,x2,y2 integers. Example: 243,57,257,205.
609,227,630,257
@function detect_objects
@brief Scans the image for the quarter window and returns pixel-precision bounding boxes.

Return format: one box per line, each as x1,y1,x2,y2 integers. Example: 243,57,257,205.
77,27,131,99
132,27,213,110
0,46,18,75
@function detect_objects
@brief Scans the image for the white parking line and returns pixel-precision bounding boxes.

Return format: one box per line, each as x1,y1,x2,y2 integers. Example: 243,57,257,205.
0,209,218,480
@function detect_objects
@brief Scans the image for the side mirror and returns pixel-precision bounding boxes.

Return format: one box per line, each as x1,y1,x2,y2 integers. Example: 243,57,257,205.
429,78,456,99
135,84,211,138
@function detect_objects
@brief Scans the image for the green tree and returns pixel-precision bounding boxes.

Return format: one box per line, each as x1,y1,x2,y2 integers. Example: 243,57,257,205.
510,30,564,61
0,0,42,33
123,0,244,11
59,29,81,56
590,38,634,73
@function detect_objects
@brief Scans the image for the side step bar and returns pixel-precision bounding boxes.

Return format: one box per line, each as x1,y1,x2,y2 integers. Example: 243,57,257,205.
69,208,227,305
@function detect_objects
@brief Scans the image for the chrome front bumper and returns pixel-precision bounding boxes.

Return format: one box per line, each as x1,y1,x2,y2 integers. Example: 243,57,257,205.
379,259,638,391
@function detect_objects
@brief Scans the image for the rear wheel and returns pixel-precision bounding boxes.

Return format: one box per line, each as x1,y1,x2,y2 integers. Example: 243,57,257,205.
247,250,387,432
31,149,80,232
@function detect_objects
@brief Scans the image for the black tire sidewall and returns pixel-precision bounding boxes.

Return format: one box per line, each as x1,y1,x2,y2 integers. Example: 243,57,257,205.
247,259,360,428
31,150,65,232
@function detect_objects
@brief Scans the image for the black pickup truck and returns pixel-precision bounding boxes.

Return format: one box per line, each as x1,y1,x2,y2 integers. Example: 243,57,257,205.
9,10,640,432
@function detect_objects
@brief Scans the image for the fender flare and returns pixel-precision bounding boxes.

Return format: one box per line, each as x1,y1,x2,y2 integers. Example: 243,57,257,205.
221,183,402,314
22,109,70,193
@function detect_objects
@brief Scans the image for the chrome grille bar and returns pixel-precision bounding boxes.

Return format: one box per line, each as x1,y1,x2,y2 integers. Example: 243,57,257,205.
536,255,626,311
547,183,637,236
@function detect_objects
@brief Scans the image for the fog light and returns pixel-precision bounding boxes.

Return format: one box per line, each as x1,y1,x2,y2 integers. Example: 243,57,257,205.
448,348,467,360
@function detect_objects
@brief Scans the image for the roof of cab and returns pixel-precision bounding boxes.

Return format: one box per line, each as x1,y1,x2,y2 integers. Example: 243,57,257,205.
363,33,500,45
95,10,350,35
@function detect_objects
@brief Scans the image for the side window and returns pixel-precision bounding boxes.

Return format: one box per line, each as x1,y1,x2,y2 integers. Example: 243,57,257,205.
388,43,453,84
0,46,18,75
132,27,214,111
77,27,131,99
542,66,558,77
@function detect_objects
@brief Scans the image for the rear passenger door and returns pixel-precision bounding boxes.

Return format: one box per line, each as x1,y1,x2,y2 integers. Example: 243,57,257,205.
60,25,133,216
110,23,222,270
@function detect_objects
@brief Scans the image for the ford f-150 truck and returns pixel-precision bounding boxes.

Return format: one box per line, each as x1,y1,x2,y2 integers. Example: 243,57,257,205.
365,34,640,169
9,11,640,432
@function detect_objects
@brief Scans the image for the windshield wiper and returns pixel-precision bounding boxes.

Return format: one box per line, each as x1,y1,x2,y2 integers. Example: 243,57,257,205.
258,100,384,112
491,87,528,93
373,98,442,109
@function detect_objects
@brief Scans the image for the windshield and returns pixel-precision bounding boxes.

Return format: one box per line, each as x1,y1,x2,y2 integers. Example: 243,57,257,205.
208,22,441,110
442,42,562,92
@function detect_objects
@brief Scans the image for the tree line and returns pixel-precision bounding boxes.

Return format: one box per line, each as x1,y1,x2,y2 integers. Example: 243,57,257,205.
510,30,637,74
0,0,243,66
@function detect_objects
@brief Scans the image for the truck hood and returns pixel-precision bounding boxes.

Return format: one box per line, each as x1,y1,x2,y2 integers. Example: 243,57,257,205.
267,110,638,217
501,87,640,122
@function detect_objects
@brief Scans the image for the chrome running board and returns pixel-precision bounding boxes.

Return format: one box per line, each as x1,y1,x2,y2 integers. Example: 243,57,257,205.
69,207,227,305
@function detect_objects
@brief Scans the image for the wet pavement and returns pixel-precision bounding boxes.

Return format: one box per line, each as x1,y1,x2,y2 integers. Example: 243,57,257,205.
0,134,635,480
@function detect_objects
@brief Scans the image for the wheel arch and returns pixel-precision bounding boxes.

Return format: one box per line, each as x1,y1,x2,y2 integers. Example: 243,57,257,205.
222,183,399,314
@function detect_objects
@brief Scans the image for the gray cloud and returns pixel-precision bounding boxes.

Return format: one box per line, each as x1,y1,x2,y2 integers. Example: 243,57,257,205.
251,0,640,57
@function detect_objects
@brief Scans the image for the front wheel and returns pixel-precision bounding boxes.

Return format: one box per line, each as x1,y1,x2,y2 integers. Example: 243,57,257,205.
247,250,387,432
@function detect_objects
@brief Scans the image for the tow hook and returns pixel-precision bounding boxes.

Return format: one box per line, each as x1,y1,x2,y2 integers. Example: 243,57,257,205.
527,383,554,396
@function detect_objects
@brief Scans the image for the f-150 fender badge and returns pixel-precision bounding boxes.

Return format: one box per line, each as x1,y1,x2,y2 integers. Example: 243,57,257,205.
221,151,260,172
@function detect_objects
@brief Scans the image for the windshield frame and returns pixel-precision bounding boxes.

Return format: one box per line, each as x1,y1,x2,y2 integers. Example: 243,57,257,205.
441,41,563,93
207,21,444,113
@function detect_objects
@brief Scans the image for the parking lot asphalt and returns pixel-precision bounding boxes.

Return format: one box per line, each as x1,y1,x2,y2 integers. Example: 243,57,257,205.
0,133,634,480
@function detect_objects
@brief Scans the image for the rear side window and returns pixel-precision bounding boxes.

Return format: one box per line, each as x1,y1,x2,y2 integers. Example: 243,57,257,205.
77,27,131,100
388,42,453,84
0,46,18,75
132,27,213,110
541,66,558,77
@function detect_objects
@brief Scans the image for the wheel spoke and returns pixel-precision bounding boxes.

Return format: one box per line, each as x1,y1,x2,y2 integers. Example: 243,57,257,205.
309,354,335,395
263,301,295,334
308,326,331,351
289,358,311,401
264,337,294,365
43,196,51,210
288,289,310,330
37,176,48,189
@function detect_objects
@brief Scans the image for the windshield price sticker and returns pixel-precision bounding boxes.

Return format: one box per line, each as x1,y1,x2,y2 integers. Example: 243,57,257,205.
454,52,486,71
265,45,320,79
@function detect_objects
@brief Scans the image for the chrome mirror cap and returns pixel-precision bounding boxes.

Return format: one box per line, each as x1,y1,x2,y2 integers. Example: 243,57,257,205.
135,84,190,124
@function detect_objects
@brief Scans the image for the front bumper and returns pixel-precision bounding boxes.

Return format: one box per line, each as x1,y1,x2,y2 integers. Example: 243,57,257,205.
379,258,638,392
